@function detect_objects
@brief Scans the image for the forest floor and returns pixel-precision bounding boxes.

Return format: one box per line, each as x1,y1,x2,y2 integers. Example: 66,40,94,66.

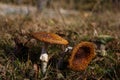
0,3,120,80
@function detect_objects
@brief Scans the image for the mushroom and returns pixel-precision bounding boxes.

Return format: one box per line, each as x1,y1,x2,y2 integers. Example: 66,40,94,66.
31,32,68,74
69,42,95,71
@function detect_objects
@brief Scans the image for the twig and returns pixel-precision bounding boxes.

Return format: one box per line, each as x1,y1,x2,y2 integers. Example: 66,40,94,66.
113,68,119,80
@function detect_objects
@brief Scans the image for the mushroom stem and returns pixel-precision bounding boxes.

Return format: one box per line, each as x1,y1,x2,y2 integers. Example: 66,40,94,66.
59,46,73,59
57,46,73,70
64,46,73,53
61,46,73,58
40,43,48,74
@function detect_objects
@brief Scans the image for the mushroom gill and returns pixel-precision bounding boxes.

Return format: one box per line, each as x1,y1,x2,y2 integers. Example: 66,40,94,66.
69,42,95,71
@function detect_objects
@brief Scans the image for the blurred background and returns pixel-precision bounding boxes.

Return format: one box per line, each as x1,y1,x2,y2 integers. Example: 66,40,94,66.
0,0,120,11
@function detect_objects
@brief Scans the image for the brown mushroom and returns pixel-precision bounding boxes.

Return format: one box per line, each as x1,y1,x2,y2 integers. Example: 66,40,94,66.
69,42,95,71
31,32,68,74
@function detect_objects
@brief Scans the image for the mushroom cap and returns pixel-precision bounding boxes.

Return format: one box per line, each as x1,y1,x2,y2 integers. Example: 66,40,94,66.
31,32,68,45
69,42,95,71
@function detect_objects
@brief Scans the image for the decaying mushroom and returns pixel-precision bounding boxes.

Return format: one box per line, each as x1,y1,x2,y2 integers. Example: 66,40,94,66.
69,42,95,71
31,32,68,74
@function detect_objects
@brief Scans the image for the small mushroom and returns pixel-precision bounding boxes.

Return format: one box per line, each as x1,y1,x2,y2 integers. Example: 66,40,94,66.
69,42,95,71
31,32,68,74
